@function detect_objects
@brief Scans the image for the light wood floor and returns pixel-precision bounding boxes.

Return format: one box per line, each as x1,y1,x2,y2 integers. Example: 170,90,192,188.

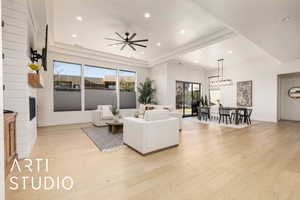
7,119,300,200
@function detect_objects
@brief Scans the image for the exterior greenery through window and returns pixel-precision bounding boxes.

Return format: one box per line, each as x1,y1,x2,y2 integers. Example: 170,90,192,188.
53,61,137,112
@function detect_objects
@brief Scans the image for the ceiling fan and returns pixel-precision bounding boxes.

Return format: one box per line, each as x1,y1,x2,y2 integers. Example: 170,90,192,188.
105,32,148,51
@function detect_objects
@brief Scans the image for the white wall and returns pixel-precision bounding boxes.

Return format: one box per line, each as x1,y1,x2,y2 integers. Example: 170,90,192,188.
279,75,300,121
37,51,149,127
150,63,168,105
2,0,38,158
0,0,4,198
167,61,209,109
150,60,208,109
208,57,300,122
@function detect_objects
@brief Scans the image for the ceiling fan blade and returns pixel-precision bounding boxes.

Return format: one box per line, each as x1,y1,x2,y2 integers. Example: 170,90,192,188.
128,33,137,41
109,42,125,46
115,32,125,40
121,43,127,50
105,38,124,42
131,43,147,48
131,39,149,43
128,44,136,51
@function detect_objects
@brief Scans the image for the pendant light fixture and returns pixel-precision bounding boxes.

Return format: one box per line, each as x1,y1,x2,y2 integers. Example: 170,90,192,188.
211,58,233,88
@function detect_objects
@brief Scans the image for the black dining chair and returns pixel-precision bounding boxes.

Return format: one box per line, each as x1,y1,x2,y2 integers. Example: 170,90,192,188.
199,107,210,121
238,109,252,125
219,108,232,124
245,109,253,125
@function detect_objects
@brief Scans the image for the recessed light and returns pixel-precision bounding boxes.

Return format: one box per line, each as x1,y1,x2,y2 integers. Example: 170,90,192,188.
180,29,185,34
156,42,161,46
194,60,199,63
144,12,151,19
72,34,77,38
76,16,83,21
227,50,233,54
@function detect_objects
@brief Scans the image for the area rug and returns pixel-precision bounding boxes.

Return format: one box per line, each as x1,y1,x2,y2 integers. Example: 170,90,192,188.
81,126,124,152
188,117,257,129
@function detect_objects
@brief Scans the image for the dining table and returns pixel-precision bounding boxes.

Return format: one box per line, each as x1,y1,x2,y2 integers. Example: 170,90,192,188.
221,107,249,125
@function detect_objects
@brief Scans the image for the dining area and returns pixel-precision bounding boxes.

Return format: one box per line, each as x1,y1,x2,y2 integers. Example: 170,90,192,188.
198,105,253,126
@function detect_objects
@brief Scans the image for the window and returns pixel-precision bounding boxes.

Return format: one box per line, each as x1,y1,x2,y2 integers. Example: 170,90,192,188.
84,65,117,110
53,61,137,112
176,81,201,117
53,61,82,111
209,77,221,105
119,70,136,109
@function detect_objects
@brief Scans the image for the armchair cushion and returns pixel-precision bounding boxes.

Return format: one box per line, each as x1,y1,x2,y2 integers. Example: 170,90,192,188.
144,110,170,121
102,109,114,120
92,105,113,126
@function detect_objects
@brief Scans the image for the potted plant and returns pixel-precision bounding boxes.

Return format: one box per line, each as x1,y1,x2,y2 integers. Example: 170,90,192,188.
110,106,120,122
137,78,156,104
204,95,208,107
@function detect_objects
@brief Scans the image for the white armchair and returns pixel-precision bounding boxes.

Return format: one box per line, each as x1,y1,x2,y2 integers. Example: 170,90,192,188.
123,110,179,155
138,104,183,131
92,105,114,126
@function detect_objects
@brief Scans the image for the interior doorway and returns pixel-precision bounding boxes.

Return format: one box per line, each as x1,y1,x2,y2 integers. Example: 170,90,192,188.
278,73,300,121
176,81,201,117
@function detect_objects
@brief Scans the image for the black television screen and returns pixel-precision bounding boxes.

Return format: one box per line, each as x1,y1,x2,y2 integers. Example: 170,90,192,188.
42,24,48,71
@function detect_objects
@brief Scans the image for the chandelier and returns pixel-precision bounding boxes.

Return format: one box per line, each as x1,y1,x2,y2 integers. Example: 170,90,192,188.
210,58,233,89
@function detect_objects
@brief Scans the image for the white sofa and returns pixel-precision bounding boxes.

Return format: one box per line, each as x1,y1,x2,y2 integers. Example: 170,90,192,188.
138,104,183,131
92,105,114,126
123,110,179,155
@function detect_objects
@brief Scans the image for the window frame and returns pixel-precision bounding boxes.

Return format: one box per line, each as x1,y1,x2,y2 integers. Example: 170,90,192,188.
53,60,83,112
53,60,138,112
83,64,118,111
118,69,137,109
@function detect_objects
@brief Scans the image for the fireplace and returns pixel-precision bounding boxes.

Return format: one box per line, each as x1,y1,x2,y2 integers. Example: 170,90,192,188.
29,96,36,120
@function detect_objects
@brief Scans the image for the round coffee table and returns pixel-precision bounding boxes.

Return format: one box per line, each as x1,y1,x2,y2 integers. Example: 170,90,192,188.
106,121,123,134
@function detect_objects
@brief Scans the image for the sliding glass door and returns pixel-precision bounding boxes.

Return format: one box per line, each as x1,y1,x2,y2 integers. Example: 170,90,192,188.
176,81,201,117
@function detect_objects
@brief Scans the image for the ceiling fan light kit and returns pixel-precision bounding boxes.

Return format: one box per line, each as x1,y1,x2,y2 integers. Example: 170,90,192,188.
105,32,148,51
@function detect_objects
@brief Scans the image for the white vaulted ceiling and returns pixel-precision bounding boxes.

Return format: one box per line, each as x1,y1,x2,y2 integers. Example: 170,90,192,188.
178,35,271,70
193,0,300,63
179,35,272,70
29,0,300,68
46,0,227,61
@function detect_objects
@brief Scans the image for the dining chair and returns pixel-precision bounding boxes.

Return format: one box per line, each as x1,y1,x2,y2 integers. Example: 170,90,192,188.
238,109,252,125
199,107,210,121
245,109,253,125
219,108,232,124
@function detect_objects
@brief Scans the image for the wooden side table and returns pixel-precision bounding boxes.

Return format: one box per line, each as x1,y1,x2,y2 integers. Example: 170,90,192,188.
106,121,123,134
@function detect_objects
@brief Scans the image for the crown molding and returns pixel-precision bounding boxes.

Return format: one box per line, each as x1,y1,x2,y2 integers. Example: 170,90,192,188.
149,28,236,67
49,42,149,68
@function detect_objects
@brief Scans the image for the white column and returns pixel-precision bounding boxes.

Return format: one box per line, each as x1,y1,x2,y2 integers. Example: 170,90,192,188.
81,64,85,111
116,67,120,109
